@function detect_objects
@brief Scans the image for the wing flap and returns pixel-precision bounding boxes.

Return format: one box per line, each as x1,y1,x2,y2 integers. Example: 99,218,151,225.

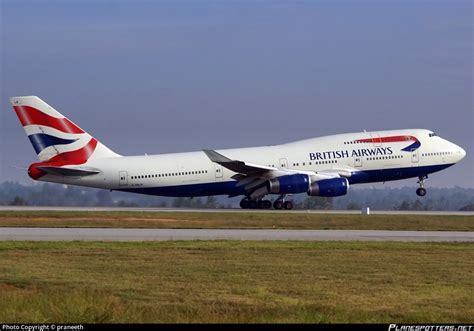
316,168,353,178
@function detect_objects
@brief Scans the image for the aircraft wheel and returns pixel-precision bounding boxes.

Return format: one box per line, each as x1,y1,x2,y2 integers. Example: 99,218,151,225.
416,188,426,197
240,199,250,209
249,200,258,209
273,200,283,210
263,200,272,209
283,201,293,210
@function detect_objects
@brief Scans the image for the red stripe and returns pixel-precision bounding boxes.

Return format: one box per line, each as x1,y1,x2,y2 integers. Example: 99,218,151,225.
49,138,98,163
28,138,97,180
13,105,84,134
356,135,418,143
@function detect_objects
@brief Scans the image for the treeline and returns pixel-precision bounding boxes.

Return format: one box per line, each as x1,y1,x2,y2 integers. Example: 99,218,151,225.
0,181,473,211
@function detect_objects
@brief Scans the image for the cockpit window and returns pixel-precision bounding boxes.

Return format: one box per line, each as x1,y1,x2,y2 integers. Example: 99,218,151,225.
429,132,437,137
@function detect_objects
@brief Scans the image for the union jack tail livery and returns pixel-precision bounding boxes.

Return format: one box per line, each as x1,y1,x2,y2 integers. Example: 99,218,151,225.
11,96,120,179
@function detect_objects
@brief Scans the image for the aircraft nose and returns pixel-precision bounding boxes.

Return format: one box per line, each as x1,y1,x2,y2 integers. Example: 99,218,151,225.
454,145,466,161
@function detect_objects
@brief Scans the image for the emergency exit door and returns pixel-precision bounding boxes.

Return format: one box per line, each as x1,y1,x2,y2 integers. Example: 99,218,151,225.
279,158,288,168
411,149,419,163
214,164,223,178
119,171,128,186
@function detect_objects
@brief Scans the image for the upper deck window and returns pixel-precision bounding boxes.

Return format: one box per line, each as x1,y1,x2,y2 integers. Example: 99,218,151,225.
429,132,437,137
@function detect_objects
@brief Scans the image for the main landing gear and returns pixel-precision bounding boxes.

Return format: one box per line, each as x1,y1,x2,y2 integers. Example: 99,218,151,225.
239,195,294,210
416,175,427,197
240,198,272,209
273,195,293,210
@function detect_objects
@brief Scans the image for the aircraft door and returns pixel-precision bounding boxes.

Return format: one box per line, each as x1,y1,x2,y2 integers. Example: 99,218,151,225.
214,164,223,179
354,157,362,167
411,149,419,163
279,158,288,169
119,171,128,186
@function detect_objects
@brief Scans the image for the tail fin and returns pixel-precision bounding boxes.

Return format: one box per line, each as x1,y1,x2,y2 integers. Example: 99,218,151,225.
10,96,120,163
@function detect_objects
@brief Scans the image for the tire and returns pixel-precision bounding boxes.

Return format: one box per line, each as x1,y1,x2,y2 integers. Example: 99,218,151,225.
263,200,272,209
283,201,293,210
273,200,283,210
249,200,258,209
240,199,250,209
416,188,427,197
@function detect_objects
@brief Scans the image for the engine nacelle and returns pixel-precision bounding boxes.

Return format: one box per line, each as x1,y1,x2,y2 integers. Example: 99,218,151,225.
308,177,349,197
267,174,310,194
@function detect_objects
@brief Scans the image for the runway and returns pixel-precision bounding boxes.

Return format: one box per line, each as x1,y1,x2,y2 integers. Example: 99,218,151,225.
1,228,473,242
1,206,473,216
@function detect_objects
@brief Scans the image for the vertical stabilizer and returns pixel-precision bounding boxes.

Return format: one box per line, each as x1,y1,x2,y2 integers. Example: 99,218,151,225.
10,96,120,164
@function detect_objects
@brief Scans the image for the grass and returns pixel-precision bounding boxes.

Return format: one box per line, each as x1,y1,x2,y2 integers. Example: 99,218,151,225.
0,211,473,231
0,241,473,323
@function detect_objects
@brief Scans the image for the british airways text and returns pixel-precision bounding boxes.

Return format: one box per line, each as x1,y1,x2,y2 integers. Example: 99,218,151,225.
309,147,393,160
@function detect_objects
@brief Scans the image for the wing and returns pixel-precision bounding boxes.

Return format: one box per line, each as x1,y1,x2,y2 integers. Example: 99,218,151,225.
203,149,277,175
203,149,353,198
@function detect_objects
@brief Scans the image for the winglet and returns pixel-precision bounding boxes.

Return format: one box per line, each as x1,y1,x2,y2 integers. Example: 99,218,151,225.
203,149,233,163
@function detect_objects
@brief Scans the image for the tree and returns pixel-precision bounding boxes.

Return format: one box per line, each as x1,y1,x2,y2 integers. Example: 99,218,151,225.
158,201,168,208
346,202,361,210
96,190,113,206
301,197,333,210
397,200,411,210
172,197,185,207
9,196,27,206
460,204,474,211
411,200,424,211
204,196,218,209
117,200,139,207
191,198,203,208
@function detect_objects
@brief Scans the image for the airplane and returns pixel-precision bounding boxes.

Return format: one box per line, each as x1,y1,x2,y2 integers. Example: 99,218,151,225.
10,96,466,210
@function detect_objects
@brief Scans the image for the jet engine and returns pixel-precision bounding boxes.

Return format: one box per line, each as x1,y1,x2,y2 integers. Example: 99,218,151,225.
267,174,349,197
307,177,349,197
267,174,310,195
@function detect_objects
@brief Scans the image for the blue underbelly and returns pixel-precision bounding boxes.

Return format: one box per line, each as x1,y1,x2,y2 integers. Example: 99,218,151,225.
348,163,454,184
118,163,455,197
119,181,246,197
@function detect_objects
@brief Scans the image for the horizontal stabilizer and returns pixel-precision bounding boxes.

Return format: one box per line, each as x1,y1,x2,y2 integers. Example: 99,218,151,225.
35,166,100,177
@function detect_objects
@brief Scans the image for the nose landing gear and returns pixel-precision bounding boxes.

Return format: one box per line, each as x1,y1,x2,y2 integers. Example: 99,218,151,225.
416,175,427,197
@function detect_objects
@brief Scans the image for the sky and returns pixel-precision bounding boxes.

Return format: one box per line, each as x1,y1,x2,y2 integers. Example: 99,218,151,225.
1,0,472,188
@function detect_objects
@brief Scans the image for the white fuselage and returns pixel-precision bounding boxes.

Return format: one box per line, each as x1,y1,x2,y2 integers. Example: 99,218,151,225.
39,129,465,197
